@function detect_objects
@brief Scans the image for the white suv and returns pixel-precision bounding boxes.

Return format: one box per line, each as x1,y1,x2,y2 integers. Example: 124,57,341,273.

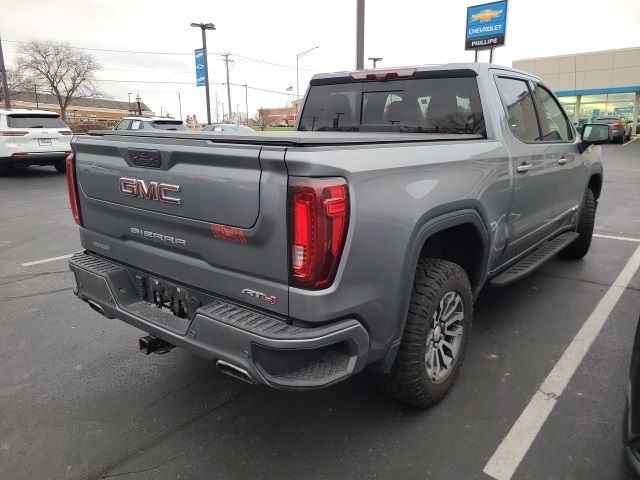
0,109,72,175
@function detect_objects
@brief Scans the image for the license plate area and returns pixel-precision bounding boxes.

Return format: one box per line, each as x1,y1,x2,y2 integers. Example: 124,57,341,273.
145,277,190,319
38,138,52,146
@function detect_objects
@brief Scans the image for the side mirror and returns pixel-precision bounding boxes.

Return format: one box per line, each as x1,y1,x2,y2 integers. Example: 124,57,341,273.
579,123,613,153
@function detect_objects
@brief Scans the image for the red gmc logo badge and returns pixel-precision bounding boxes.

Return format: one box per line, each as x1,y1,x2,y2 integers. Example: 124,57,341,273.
118,177,181,205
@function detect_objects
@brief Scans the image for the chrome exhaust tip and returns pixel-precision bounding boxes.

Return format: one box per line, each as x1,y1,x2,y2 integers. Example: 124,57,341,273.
216,360,256,384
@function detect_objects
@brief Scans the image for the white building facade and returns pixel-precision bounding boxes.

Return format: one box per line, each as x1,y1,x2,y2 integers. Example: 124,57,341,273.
513,47,639,135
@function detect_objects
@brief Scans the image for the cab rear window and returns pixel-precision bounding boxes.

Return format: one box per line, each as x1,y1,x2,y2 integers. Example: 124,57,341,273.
298,77,485,135
7,114,66,128
151,121,187,131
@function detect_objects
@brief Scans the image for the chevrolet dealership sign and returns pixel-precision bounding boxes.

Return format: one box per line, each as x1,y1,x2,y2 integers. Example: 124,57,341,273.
465,1,508,50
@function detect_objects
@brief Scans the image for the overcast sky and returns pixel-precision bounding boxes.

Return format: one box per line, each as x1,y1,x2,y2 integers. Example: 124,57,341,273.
2,0,639,122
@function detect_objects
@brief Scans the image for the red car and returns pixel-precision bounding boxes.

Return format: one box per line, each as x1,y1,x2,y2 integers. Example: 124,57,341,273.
595,116,633,143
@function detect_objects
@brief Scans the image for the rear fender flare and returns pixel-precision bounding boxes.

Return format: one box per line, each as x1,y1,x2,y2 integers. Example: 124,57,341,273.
379,205,490,372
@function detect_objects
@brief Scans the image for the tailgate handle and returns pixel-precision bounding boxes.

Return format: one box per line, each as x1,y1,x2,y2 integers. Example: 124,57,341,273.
128,149,162,168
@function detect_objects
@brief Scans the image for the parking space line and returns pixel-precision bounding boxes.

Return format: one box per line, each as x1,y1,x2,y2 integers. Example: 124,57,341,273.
623,137,638,146
483,243,640,480
22,253,75,267
594,233,640,243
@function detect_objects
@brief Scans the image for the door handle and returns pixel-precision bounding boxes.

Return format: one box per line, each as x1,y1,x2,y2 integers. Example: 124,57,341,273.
557,157,568,165
516,163,531,173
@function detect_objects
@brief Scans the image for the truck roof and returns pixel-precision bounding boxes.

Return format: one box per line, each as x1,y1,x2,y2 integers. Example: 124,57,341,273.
0,108,61,116
309,62,541,85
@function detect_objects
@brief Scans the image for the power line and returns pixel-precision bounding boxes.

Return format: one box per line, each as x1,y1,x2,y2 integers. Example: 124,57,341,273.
94,78,292,96
4,39,318,71
233,54,319,73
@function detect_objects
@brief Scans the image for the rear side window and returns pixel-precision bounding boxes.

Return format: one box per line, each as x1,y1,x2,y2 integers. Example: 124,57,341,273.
299,77,485,135
7,114,66,128
151,121,187,131
495,77,540,142
531,83,572,141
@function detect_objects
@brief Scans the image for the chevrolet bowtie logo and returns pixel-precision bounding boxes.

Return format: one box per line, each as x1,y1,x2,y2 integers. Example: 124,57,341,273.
471,9,503,22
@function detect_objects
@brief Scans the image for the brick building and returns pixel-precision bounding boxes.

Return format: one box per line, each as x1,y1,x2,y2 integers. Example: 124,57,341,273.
9,93,154,125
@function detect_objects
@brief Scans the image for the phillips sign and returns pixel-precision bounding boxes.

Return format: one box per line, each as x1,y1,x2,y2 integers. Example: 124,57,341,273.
465,0,508,50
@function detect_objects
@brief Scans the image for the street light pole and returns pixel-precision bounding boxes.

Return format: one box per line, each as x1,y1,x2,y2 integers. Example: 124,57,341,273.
368,57,383,68
177,92,182,120
190,22,216,125
296,46,320,102
356,0,365,69
128,92,132,113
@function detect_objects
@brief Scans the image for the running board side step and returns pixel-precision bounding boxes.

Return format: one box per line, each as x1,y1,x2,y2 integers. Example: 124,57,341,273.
490,232,579,287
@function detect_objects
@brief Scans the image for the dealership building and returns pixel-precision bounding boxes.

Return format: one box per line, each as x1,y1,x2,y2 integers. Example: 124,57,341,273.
513,47,639,135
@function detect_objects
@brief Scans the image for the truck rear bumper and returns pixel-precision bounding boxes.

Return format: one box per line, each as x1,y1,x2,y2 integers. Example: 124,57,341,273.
69,251,370,389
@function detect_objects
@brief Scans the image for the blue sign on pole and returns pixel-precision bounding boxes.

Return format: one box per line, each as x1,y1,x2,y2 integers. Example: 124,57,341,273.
195,48,206,87
465,0,508,50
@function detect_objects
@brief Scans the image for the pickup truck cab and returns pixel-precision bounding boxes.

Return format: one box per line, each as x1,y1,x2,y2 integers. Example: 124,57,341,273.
67,63,607,406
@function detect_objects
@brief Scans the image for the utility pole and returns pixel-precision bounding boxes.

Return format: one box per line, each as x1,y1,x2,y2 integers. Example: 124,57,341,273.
221,103,225,122
243,84,248,125
355,0,365,70
215,91,219,122
128,93,132,113
368,57,382,68
177,92,182,120
222,53,232,123
190,22,216,125
0,35,11,109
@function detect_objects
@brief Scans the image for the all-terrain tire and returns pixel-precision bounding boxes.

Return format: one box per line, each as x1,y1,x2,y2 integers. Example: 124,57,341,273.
373,258,473,408
561,188,596,259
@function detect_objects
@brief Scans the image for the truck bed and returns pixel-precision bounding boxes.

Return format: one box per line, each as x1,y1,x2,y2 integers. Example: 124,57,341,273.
86,129,483,146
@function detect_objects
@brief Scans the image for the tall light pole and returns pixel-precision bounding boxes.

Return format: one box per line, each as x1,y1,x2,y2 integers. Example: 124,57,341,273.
243,84,249,125
128,92,132,113
190,22,216,125
356,0,365,69
368,57,383,68
296,46,319,103
177,92,182,120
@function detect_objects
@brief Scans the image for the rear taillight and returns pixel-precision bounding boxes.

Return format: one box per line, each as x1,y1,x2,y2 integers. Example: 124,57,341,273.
289,177,349,289
0,130,28,136
613,122,621,128
65,153,82,226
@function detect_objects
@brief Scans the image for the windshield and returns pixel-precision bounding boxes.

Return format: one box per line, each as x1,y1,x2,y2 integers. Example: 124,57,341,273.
298,77,485,135
7,114,67,128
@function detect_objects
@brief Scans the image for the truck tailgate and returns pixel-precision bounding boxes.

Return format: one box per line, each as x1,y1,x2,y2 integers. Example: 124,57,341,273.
72,134,289,315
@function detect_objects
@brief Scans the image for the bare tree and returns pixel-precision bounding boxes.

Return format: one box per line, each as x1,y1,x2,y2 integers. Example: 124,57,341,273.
253,108,274,131
0,67,33,102
16,40,101,121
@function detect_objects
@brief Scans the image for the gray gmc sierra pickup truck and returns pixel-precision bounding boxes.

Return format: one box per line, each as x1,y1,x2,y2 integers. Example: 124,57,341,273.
67,63,610,407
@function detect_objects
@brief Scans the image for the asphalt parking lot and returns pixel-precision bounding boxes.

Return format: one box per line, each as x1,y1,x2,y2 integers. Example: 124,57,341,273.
1,140,639,480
